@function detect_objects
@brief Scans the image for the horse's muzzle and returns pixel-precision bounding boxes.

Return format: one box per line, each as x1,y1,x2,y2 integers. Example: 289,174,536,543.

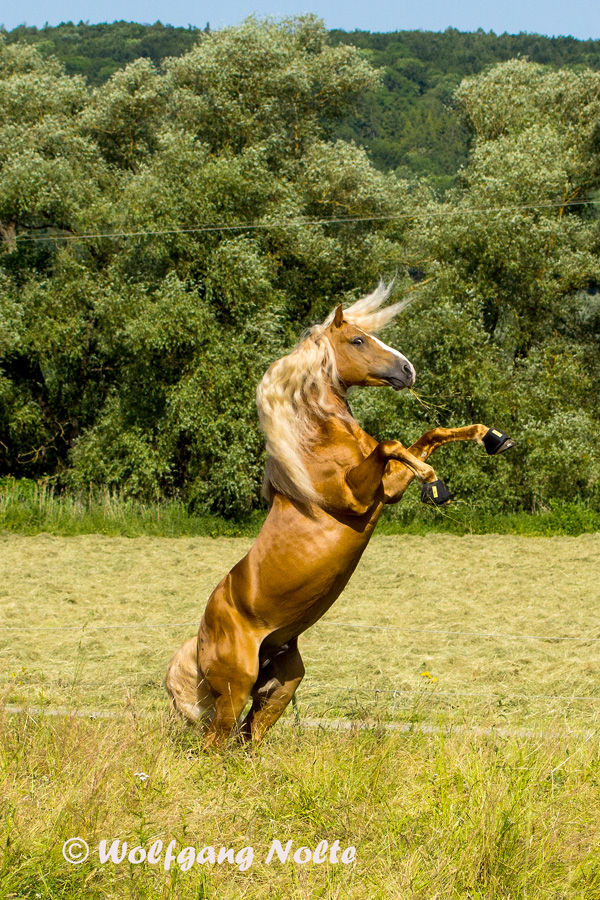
384,360,416,390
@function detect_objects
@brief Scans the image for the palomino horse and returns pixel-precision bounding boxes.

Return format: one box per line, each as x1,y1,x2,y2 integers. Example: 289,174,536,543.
166,285,514,747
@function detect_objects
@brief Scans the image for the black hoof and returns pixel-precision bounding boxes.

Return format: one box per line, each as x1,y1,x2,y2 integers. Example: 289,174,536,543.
482,428,516,455
421,479,451,506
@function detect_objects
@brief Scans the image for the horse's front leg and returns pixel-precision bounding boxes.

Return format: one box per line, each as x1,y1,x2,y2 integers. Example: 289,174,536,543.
409,424,515,461
314,439,441,515
409,424,483,461
341,440,441,514
383,424,515,504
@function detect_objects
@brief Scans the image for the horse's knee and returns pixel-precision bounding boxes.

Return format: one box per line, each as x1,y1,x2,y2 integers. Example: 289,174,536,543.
420,461,437,483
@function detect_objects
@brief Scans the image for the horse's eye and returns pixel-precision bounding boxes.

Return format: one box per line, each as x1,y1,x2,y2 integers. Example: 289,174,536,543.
352,338,364,346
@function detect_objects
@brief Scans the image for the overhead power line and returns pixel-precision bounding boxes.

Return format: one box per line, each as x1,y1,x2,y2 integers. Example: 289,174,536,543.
12,198,600,245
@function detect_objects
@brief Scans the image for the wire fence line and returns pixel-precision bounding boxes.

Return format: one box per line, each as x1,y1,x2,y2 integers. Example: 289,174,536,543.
4,618,600,712
317,622,600,642
0,621,199,632
13,198,600,245
2,705,599,743
371,688,600,703
2,618,600,643
3,672,600,703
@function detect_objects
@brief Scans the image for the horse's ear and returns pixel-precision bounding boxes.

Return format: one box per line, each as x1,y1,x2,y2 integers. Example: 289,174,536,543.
333,304,345,328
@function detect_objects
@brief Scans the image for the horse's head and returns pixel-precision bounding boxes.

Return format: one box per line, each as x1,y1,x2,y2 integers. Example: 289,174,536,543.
326,304,415,391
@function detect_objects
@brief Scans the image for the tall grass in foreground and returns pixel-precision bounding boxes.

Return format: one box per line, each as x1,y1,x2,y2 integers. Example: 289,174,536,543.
1,477,599,537
1,711,599,899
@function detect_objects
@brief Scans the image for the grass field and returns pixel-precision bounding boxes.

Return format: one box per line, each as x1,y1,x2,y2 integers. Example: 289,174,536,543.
2,532,600,898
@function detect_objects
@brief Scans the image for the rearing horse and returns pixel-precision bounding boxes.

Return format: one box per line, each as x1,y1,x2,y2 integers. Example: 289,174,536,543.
166,285,514,747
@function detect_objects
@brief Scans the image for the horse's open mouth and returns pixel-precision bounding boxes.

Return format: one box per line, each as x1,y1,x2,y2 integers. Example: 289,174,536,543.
385,376,411,391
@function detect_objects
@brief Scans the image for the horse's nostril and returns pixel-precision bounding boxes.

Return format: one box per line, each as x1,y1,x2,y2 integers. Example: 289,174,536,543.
403,363,412,375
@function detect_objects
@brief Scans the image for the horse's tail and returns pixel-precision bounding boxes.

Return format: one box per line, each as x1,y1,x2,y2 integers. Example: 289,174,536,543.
165,635,215,725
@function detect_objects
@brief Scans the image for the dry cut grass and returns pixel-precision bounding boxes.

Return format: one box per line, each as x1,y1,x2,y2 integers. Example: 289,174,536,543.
1,533,600,728
2,533,600,898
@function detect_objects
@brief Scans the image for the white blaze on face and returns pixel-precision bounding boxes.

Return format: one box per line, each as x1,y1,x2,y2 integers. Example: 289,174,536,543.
367,332,416,383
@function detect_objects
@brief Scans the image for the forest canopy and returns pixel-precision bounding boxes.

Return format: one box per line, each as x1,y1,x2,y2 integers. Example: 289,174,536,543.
0,18,599,516
6,21,600,181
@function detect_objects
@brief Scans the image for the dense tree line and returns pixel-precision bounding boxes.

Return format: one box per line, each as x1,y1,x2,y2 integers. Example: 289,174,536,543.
5,21,600,182
0,19,599,515
3,21,206,85
330,28,600,180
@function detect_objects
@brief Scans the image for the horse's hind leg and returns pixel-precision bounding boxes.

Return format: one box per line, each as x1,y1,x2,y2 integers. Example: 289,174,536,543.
200,628,261,750
167,630,259,748
202,670,258,750
239,638,305,744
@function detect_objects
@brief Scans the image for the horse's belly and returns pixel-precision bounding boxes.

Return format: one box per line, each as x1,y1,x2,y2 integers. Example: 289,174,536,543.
230,497,379,634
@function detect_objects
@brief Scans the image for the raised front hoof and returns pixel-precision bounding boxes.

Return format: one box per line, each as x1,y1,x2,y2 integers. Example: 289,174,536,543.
483,428,516,456
421,479,451,506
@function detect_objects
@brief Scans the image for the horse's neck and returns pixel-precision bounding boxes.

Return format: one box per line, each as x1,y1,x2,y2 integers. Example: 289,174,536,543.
316,385,373,450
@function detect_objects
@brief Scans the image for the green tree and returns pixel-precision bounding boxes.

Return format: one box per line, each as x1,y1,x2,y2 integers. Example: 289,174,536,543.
2,31,600,515
0,18,413,514
352,59,600,512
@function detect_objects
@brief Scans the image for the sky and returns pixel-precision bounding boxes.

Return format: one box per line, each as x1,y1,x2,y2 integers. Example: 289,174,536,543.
2,0,600,40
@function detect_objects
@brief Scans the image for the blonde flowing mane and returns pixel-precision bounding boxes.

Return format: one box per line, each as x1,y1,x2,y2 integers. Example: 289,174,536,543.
256,282,409,504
